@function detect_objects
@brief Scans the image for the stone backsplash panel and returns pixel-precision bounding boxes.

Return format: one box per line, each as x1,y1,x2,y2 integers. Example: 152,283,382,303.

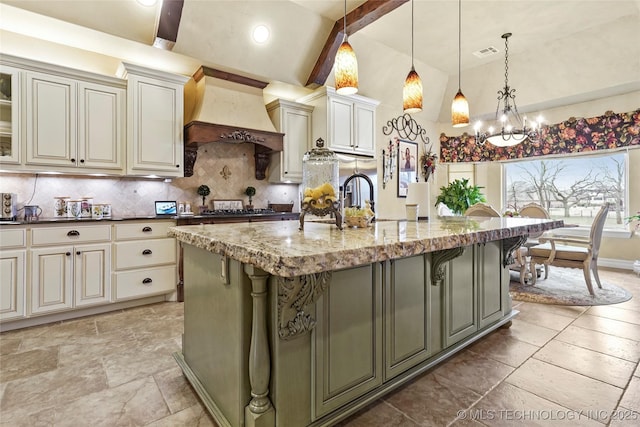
0,143,299,218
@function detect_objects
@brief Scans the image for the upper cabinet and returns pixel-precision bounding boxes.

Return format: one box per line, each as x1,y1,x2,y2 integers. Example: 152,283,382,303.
266,99,314,183
299,86,379,157
0,54,126,174
119,63,189,178
0,65,21,165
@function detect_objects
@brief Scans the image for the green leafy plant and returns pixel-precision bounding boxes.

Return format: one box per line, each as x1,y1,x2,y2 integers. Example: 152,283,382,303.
197,185,210,206
244,186,256,206
435,178,486,215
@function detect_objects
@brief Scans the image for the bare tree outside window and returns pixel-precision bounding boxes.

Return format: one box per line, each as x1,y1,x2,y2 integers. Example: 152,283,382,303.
504,152,627,228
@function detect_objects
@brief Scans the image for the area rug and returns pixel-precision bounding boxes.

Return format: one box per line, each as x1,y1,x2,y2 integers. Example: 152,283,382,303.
509,267,633,306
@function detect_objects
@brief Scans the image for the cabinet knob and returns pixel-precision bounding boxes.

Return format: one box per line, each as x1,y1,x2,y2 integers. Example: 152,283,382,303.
80,159,85,163
142,249,153,255
284,171,288,174
142,226,152,232
65,252,71,256
70,158,76,163
67,230,80,237
76,251,81,255
176,164,180,168
142,278,153,285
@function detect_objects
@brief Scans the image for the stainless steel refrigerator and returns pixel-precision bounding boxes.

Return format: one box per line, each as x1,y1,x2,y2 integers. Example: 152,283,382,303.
338,153,377,212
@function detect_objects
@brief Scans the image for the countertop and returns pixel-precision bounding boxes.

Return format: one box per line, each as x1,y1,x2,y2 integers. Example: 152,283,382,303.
169,216,564,277
0,215,177,226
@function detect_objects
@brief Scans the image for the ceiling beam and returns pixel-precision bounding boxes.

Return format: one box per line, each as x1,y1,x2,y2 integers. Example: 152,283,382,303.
306,0,409,88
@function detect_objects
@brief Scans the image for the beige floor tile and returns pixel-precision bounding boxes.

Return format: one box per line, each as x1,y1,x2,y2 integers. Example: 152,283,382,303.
154,365,200,414
338,400,421,426
515,304,577,330
608,407,640,427
0,359,108,415
533,339,636,388
94,305,158,334
144,404,218,427
470,382,604,427
0,347,59,382
46,376,170,426
102,336,181,387
495,318,558,347
56,327,138,367
506,359,623,419
467,331,539,368
432,350,514,396
620,376,640,411
555,325,640,362
449,417,487,427
517,301,589,318
586,305,640,326
572,314,640,342
382,372,481,426
635,363,640,377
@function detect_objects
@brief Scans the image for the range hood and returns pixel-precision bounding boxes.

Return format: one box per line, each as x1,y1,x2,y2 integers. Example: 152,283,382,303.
183,66,284,179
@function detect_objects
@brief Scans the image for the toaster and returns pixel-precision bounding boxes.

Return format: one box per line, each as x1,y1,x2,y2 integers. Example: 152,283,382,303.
1,193,17,220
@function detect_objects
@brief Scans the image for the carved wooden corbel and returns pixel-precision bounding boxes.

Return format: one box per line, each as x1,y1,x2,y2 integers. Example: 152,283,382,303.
431,246,466,286
502,235,528,267
277,272,332,340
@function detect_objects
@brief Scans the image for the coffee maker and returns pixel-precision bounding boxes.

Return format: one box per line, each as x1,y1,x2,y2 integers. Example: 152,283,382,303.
1,193,17,221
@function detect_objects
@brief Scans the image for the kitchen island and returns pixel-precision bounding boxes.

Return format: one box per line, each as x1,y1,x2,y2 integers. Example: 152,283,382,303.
169,217,563,427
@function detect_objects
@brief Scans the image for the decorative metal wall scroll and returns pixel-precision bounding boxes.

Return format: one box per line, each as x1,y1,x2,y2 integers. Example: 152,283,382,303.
277,271,332,340
383,113,430,144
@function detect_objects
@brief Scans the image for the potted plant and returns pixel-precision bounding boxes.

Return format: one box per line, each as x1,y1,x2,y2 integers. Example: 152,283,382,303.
435,178,486,215
197,185,210,213
245,186,256,210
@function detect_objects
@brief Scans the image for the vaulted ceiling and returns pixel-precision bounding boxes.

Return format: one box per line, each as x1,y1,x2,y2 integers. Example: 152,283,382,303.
2,0,639,123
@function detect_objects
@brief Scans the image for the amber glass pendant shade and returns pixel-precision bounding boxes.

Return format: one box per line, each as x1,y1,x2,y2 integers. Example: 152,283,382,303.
403,67,423,113
451,90,470,127
335,38,358,95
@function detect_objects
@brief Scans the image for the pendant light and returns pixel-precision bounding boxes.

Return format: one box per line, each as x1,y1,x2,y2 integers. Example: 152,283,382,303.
403,0,422,113
335,0,358,95
451,0,469,127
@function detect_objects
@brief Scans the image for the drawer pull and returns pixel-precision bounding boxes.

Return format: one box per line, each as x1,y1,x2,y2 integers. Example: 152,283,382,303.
76,251,81,255
142,249,153,255
142,226,152,232
67,230,80,237
65,252,71,256
142,278,153,285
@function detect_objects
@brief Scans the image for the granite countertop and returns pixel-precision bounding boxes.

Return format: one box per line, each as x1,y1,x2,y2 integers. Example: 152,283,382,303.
0,216,176,225
169,217,564,277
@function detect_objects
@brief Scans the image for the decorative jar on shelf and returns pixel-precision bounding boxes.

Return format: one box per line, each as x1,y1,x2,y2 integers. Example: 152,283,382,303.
300,138,342,229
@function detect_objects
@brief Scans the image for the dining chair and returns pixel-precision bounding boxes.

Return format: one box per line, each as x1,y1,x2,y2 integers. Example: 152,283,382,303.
464,202,502,218
518,203,551,247
528,203,610,295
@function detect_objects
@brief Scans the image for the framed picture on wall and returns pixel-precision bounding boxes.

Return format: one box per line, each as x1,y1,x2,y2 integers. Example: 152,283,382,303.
397,139,418,197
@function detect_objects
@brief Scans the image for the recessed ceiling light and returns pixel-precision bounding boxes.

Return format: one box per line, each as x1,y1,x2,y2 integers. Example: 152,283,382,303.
252,25,270,44
137,0,157,6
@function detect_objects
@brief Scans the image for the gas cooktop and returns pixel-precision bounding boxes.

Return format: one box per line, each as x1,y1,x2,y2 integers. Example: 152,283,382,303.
199,208,276,216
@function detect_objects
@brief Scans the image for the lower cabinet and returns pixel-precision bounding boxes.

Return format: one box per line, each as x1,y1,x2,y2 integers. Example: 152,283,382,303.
313,264,382,419
30,243,111,314
477,241,505,328
443,245,477,347
0,249,26,321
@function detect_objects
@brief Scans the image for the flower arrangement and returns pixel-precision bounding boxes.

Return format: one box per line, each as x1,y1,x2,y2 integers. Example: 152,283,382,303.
419,148,438,182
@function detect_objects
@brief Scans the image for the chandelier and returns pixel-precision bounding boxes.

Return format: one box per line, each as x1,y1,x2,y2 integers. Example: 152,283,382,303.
474,33,542,147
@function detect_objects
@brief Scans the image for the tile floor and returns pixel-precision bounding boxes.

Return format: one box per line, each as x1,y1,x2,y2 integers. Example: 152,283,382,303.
1,268,639,426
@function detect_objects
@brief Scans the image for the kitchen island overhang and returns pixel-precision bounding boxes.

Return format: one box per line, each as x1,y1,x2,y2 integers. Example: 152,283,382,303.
169,217,563,427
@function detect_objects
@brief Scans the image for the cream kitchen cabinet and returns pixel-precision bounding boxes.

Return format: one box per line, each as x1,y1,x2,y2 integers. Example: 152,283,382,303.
0,228,26,321
23,70,125,172
0,65,21,164
119,63,189,177
30,224,112,315
113,220,177,301
266,99,314,183
299,86,379,157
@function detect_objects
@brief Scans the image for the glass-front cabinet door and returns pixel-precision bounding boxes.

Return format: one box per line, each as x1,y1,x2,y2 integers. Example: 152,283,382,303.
0,65,21,164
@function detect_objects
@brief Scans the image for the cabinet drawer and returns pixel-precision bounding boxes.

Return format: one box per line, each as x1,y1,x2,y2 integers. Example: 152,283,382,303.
32,224,111,246
114,221,174,240
113,265,176,300
0,228,26,249
114,238,176,269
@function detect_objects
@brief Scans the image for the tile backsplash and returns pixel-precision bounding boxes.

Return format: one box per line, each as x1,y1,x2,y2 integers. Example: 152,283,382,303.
0,143,299,218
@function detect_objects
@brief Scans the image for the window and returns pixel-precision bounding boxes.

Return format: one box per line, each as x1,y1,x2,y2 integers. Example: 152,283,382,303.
503,151,628,230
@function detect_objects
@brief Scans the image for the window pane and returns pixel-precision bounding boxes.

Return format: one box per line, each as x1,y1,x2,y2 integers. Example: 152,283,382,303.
504,152,627,229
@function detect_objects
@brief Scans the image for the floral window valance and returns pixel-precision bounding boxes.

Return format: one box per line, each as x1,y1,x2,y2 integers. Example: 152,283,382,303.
440,109,640,163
